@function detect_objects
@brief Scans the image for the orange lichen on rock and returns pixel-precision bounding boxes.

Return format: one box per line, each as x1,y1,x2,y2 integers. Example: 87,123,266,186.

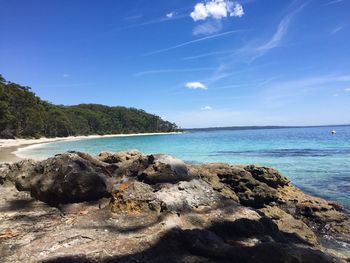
109,181,160,215
118,181,131,192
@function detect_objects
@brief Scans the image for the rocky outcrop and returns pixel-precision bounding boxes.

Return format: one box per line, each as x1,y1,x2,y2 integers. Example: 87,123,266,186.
0,151,349,262
260,205,318,245
0,159,37,186
96,150,152,177
14,152,113,205
190,163,285,208
139,154,192,184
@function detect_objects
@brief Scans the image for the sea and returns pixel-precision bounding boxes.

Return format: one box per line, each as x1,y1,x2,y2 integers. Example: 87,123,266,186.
16,125,350,208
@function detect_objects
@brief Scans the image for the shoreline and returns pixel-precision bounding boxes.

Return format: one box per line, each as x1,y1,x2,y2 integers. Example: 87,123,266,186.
0,132,182,163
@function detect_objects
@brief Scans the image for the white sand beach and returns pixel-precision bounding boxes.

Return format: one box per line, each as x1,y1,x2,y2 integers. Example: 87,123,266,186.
0,132,181,163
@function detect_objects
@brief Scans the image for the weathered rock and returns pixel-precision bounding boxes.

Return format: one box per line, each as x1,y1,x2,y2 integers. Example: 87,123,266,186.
97,150,141,163
190,163,281,208
260,205,318,245
276,185,350,237
155,179,220,211
110,180,161,214
0,159,37,186
0,163,11,185
97,150,153,177
188,162,350,246
15,152,112,205
140,154,192,184
188,164,239,202
244,165,290,188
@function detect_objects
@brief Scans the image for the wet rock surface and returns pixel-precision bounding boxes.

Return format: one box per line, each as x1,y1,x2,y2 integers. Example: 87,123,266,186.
0,151,349,262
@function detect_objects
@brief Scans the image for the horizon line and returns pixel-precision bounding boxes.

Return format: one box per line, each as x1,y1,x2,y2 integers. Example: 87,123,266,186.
184,123,350,130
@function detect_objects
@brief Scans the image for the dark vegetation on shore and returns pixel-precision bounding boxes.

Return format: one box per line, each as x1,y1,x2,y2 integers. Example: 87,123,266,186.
0,74,179,139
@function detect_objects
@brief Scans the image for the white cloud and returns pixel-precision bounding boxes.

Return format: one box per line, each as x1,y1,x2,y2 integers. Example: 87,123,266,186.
232,2,244,17
166,12,175,18
185,82,208,90
206,1,228,19
190,0,244,21
191,3,208,21
344,88,350,91
202,106,213,110
193,20,222,35
333,93,339,97
63,74,70,78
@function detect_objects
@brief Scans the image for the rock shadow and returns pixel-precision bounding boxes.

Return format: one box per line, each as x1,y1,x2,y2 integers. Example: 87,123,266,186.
0,198,35,212
42,218,335,263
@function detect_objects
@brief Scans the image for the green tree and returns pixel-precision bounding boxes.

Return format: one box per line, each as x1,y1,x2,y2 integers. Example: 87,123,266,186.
0,74,181,138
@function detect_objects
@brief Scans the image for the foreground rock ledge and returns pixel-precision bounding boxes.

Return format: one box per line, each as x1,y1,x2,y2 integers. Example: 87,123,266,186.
0,151,349,263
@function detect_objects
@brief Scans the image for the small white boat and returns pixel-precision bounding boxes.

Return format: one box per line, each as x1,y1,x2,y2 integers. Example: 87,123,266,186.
331,130,336,135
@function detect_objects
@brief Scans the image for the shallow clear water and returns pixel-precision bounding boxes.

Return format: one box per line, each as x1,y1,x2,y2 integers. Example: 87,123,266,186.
18,126,350,208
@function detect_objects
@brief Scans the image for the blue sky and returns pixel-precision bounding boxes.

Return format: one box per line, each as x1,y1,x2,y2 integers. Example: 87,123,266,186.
0,0,349,128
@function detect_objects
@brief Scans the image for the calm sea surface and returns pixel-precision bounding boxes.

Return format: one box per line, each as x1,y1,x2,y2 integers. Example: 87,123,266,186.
17,126,350,208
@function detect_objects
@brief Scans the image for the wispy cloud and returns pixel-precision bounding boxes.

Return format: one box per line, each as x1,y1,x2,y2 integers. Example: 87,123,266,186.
203,61,274,85
270,74,350,90
344,88,350,91
63,74,70,78
193,20,223,36
323,0,344,6
185,81,208,90
183,49,233,60
201,106,213,110
249,4,306,58
123,14,143,21
144,29,244,56
120,14,186,31
333,93,339,97
331,25,344,35
135,67,215,77
263,74,350,104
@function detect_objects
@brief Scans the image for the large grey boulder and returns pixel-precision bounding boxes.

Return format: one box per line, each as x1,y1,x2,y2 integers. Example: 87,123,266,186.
15,152,113,205
139,154,192,184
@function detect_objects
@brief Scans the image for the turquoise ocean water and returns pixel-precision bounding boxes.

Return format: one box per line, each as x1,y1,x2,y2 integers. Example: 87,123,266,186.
17,126,350,208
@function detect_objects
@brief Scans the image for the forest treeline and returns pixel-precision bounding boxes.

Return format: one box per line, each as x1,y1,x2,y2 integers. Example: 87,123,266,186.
0,74,179,138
